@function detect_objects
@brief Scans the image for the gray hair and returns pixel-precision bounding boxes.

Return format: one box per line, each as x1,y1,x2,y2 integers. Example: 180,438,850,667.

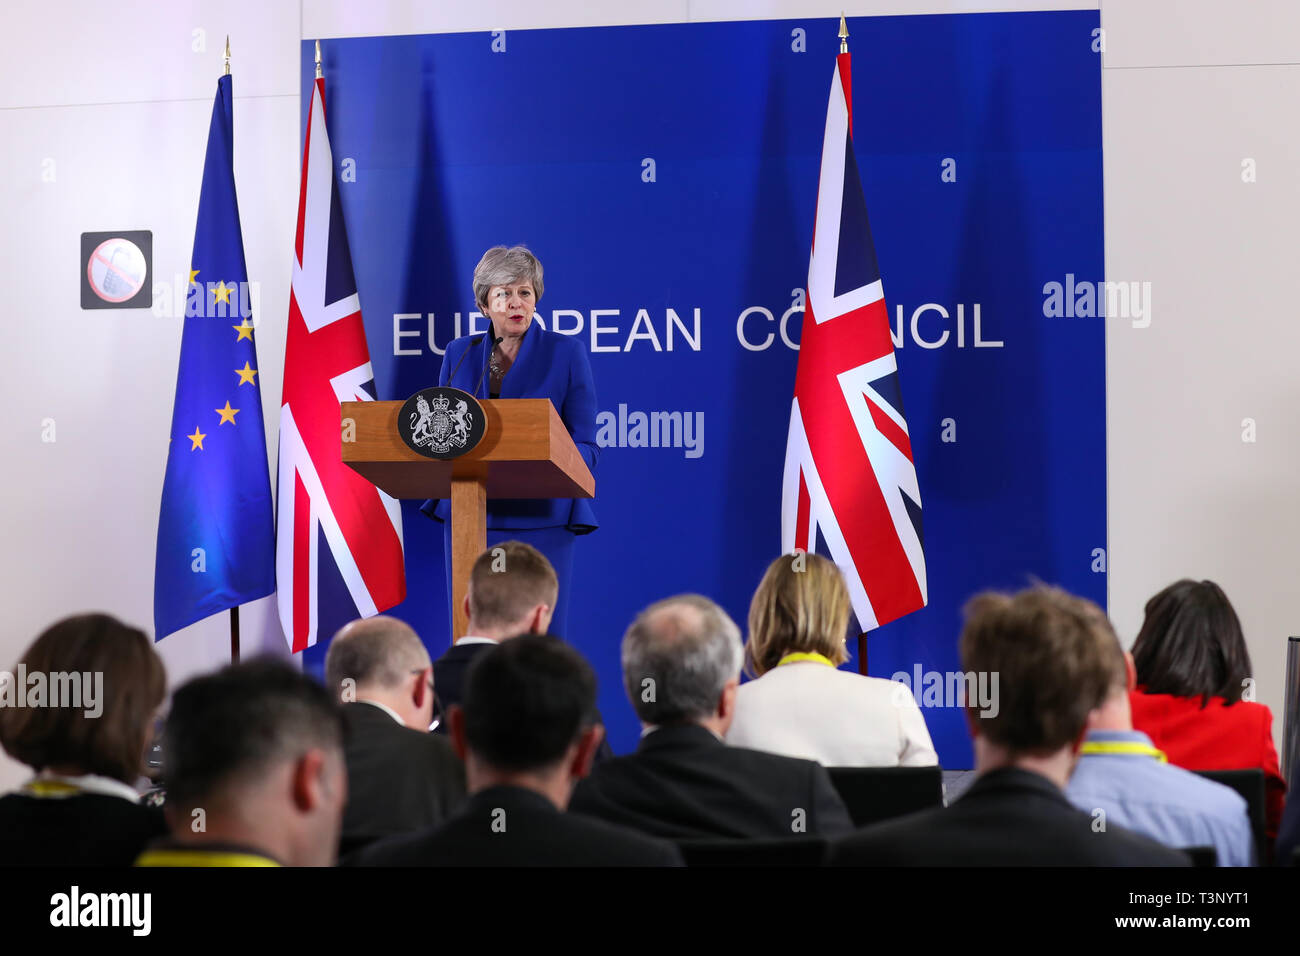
621,595,744,725
324,616,430,696
472,245,545,314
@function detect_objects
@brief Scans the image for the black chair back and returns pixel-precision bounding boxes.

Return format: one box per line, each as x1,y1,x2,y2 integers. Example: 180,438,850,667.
1193,769,1267,864
826,765,944,828
1181,845,1218,867
675,838,827,867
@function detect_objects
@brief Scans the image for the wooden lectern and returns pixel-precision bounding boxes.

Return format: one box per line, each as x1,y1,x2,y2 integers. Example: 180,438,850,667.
340,398,594,640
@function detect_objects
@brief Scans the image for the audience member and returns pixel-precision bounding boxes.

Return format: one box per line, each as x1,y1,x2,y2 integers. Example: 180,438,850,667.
432,541,613,762
570,594,853,840
0,614,167,865
432,540,557,721
829,586,1190,866
1065,608,1253,865
1128,579,1285,841
325,616,466,854
135,659,346,867
727,553,937,766
353,635,681,866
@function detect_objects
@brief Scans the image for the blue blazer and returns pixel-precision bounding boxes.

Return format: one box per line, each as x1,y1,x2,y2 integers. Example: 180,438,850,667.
420,323,599,533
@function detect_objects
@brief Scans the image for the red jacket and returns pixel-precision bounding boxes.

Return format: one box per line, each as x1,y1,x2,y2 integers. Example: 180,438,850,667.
1129,689,1285,841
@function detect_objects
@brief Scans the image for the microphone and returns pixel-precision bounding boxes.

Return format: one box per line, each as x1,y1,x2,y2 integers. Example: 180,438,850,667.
474,335,504,398
445,332,493,391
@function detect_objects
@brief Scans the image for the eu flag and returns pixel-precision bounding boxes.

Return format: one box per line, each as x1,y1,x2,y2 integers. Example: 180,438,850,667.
154,74,275,640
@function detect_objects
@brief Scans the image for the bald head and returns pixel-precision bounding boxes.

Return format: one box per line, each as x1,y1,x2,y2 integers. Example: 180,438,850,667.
621,594,743,726
325,616,431,698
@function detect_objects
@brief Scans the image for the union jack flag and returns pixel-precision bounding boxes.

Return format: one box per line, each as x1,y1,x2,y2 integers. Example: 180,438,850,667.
276,76,405,653
781,50,926,632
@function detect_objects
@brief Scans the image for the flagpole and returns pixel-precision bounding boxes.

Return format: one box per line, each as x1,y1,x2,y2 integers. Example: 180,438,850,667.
839,14,867,676
223,35,241,666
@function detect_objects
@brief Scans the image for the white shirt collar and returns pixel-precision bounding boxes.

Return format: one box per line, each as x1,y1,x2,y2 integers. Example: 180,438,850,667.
457,635,500,646
639,723,724,742
31,770,141,803
357,699,405,726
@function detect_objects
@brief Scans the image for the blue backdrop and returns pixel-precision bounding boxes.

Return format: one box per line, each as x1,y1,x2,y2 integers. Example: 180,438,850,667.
299,10,1105,768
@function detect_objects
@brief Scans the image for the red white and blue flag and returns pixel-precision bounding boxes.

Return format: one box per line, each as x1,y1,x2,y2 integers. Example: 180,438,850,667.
782,51,927,631
276,76,405,653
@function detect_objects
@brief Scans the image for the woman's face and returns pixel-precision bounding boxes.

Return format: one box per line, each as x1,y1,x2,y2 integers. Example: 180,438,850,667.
483,280,536,338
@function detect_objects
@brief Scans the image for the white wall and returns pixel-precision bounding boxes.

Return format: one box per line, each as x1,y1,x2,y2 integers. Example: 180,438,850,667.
0,0,302,792
2,0,1293,792
1102,0,1300,764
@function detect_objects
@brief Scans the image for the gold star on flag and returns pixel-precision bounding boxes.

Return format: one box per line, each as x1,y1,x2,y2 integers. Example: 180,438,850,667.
212,281,234,304
215,401,239,425
187,427,206,450
189,269,200,285
236,362,258,385
233,321,255,341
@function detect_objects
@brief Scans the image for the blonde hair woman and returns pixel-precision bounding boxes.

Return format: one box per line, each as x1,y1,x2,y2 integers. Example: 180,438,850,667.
726,554,938,767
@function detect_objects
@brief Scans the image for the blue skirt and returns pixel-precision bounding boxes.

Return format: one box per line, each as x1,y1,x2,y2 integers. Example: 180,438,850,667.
442,525,577,640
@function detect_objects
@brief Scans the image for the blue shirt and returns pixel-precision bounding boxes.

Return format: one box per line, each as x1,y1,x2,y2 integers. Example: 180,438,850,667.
1066,729,1253,866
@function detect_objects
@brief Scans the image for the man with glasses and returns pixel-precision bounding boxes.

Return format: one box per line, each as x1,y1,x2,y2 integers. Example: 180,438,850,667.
325,615,466,857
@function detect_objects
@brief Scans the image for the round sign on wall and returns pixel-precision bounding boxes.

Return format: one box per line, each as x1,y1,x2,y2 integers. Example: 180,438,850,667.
86,237,148,304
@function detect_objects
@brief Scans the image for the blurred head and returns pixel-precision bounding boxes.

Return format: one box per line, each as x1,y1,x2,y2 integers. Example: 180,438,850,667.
960,585,1118,759
465,541,558,640
622,595,744,735
1131,579,1253,706
473,245,544,339
163,658,346,867
325,616,434,729
0,613,165,784
1088,625,1141,731
746,553,851,676
448,634,602,805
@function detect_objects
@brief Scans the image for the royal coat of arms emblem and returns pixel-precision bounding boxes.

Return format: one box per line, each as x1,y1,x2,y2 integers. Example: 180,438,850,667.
397,386,486,460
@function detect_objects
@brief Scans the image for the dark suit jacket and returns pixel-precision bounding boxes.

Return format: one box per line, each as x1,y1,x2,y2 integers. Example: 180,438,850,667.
0,792,166,866
569,723,854,840
431,641,489,726
431,640,614,764
339,702,466,851
351,784,683,867
420,323,599,533
829,767,1192,866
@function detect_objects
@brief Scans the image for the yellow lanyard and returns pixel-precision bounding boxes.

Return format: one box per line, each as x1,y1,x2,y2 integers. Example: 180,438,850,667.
1080,740,1167,762
776,652,835,668
135,849,280,868
21,780,82,798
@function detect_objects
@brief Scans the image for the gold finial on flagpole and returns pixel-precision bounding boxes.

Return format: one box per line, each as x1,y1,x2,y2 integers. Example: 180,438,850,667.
315,39,322,79
839,14,849,54
224,36,231,76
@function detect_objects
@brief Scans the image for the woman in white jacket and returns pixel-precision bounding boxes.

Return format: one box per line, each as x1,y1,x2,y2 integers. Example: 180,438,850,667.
726,553,938,768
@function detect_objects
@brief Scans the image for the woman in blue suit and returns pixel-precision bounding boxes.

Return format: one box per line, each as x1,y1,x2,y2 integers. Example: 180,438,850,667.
421,246,598,639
